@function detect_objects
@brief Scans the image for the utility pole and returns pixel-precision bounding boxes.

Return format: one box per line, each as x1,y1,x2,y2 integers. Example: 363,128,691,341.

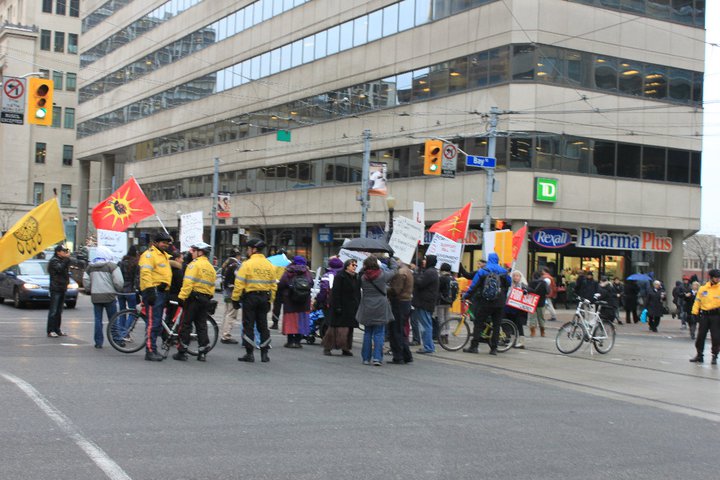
482,107,499,243
210,156,219,265
360,129,371,238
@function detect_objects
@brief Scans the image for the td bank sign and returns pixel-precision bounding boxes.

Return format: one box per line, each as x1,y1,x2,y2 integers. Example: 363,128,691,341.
535,177,558,203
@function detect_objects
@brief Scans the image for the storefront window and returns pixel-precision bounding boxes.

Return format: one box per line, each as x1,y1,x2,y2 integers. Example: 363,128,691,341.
603,255,625,280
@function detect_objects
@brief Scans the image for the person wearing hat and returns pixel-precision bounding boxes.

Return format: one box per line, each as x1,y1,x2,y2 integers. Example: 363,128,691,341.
689,269,720,364
232,239,277,363
220,247,243,344
139,231,173,361
277,255,314,348
173,242,215,362
46,244,72,337
83,246,125,348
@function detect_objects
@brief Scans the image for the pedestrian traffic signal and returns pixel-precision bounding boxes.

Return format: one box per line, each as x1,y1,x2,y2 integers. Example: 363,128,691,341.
495,219,507,230
27,78,54,126
424,140,442,175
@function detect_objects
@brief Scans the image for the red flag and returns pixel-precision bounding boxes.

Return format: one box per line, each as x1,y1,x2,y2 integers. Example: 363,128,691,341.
428,202,472,242
91,177,155,232
512,225,528,260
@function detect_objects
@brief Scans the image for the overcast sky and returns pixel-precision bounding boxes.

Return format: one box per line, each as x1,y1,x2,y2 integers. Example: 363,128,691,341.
701,1,719,234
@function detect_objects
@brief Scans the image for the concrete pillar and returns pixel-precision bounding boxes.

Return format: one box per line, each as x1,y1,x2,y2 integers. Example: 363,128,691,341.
311,224,323,269
77,160,91,246
664,230,685,284
512,221,529,276
100,154,116,200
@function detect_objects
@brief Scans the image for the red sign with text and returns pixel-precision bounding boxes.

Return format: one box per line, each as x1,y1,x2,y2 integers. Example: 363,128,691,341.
506,287,540,314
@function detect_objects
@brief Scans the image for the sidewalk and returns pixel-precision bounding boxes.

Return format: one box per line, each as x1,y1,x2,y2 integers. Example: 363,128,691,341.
547,308,695,339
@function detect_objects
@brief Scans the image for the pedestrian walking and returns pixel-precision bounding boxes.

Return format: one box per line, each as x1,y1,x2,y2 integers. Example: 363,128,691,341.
527,270,548,337
83,246,124,349
623,280,640,324
645,280,666,333
685,281,700,340
47,244,73,337
139,231,173,361
323,258,360,356
278,256,313,348
689,270,720,364
356,256,397,366
387,259,414,364
541,267,559,322
220,248,243,344
505,270,528,349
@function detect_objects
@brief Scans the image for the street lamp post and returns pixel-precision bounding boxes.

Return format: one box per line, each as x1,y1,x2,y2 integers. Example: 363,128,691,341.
386,195,395,241
176,210,182,244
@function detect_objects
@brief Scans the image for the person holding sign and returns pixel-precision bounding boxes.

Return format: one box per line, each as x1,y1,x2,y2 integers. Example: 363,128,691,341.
504,270,529,349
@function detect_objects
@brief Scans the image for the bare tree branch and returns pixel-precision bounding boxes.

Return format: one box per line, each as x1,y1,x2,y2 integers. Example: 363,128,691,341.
684,234,719,279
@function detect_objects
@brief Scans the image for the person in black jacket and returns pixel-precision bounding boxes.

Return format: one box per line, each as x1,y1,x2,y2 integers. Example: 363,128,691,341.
645,280,666,333
623,280,640,324
575,271,599,301
47,245,73,337
412,254,439,354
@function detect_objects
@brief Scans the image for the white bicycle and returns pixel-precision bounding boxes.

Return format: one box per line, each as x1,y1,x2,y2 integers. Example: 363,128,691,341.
555,299,616,354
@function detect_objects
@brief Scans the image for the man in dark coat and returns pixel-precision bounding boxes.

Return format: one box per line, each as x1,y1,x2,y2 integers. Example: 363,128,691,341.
323,259,361,355
645,280,666,333
388,259,414,364
412,254,439,354
575,272,599,301
47,244,72,337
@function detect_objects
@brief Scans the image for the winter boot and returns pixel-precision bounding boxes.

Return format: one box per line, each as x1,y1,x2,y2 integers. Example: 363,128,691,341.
463,340,479,354
172,351,188,361
238,349,255,362
530,326,537,337
540,326,546,337
514,336,525,349
689,354,704,363
260,349,270,363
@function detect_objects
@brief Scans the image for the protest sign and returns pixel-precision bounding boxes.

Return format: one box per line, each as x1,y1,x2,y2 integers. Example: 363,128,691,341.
388,216,424,263
505,287,540,313
180,211,204,252
425,232,462,272
338,248,369,272
96,229,127,262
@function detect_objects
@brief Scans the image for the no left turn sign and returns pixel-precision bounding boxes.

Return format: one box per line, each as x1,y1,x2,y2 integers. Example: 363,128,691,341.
443,143,458,160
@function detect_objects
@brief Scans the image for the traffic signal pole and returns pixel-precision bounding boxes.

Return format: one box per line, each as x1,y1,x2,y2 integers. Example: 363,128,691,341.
482,107,499,247
360,129,370,238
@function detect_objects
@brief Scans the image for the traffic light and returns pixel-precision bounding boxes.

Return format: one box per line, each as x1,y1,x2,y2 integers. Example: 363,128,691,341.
423,140,442,175
494,220,507,230
27,78,54,126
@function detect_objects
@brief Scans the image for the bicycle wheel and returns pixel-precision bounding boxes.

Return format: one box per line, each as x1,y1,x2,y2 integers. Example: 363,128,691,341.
107,309,146,354
186,315,219,356
438,317,470,351
555,318,585,354
496,319,517,352
592,320,616,354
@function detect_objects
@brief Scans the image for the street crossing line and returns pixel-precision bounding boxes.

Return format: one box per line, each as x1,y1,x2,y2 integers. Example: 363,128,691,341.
0,371,133,480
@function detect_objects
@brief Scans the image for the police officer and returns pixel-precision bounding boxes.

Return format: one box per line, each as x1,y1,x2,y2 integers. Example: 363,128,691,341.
689,269,720,365
139,231,173,361
232,239,277,363
173,242,215,362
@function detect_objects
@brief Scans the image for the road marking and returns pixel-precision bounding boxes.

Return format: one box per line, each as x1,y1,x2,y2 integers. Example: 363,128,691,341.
0,371,132,480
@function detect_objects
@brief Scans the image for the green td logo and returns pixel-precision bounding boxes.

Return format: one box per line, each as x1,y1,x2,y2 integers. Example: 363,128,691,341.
535,177,558,203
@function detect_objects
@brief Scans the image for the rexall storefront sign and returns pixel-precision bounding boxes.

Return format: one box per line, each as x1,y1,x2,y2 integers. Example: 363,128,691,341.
532,228,572,249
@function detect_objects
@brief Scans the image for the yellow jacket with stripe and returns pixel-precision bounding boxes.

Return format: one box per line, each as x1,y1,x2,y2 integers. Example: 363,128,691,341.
232,253,277,303
691,281,720,315
179,255,216,300
139,245,172,291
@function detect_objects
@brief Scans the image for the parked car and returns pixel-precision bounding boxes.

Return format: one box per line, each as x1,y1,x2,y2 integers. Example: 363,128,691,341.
0,260,79,309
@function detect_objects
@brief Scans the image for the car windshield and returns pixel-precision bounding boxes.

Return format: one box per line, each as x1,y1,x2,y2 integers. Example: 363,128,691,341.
19,262,48,275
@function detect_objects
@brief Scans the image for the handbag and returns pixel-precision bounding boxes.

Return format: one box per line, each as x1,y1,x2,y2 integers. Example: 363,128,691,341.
640,308,648,323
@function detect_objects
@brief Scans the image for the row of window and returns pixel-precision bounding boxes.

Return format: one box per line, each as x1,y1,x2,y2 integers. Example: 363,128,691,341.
80,0,311,103
35,143,74,166
568,0,704,27
80,0,204,68
40,30,78,54
33,182,72,207
42,106,75,129
39,69,77,91
42,0,79,17
141,134,700,203
82,0,133,33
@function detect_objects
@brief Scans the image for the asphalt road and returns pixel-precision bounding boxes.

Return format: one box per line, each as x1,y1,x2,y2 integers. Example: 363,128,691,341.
1,296,718,480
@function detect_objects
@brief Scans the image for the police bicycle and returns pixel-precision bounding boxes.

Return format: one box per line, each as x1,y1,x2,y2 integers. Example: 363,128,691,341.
555,298,616,354
106,300,219,358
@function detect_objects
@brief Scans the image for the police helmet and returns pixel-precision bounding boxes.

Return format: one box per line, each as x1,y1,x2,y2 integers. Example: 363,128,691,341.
154,231,173,242
709,269,720,278
246,238,266,250
191,241,212,254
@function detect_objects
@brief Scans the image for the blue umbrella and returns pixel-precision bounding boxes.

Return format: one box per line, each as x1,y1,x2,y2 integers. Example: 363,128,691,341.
267,254,291,267
627,273,651,282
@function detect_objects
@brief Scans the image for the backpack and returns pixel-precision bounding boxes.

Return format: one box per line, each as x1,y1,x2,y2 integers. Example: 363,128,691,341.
289,274,312,304
222,259,240,289
439,275,459,305
480,271,501,301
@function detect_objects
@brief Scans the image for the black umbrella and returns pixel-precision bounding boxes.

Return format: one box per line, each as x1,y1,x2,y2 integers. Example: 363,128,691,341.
343,237,394,255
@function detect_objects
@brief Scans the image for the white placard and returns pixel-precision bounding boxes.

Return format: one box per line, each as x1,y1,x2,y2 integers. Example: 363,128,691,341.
425,232,462,272
96,229,127,262
180,211,204,252
413,201,425,245
388,216,424,264
338,248,369,273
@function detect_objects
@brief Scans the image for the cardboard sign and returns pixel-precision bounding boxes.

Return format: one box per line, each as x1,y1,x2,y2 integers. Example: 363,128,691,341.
505,287,540,314
425,232,462,272
388,216,424,264
338,248,369,272
96,229,127,262
180,211,204,252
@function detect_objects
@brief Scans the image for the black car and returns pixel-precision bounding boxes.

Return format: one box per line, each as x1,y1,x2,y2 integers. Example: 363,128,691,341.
0,260,79,308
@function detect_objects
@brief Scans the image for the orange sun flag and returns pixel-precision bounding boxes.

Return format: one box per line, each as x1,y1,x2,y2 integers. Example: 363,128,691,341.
91,177,156,232
428,202,472,242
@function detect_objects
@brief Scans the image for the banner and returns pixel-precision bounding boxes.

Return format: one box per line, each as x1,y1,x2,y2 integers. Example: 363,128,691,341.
512,225,528,261
368,162,387,196
506,287,540,313
338,248,368,272
96,229,127,262
388,216,424,264
180,211,204,252
413,201,425,245
425,232,462,272
483,229,513,267
0,199,65,271
217,192,231,218
428,202,472,242
91,177,155,232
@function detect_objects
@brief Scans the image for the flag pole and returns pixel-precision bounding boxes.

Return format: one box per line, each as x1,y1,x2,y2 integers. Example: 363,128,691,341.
155,215,170,235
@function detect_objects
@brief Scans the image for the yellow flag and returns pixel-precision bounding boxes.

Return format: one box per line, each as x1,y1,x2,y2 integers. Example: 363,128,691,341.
0,199,66,271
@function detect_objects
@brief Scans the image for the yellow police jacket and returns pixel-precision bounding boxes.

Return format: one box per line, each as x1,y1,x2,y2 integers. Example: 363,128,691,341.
179,255,216,300
139,245,172,291
232,253,277,303
691,281,720,315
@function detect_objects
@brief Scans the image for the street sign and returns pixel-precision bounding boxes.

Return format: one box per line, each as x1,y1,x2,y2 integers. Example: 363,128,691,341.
441,142,458,178
466,155,496,168
1,76,27,124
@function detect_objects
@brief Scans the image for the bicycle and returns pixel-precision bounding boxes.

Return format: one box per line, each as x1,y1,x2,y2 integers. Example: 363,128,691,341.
106,300,219,358
438,301,517,352
555,298,616,354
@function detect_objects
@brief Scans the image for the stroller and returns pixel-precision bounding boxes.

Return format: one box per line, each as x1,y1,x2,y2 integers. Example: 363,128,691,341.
304,308,326,344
